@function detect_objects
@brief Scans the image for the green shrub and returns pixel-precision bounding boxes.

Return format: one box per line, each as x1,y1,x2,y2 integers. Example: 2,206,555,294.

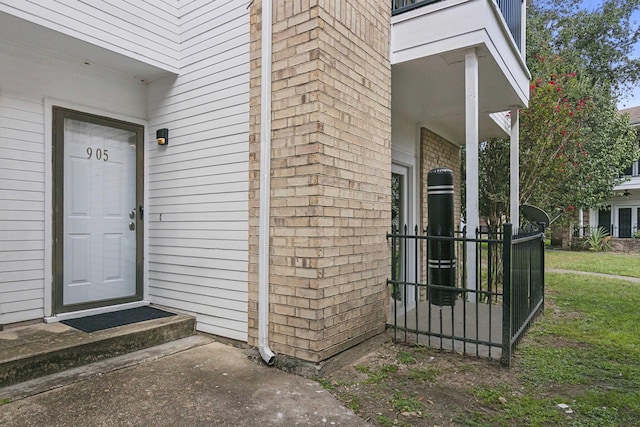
585,227,611,252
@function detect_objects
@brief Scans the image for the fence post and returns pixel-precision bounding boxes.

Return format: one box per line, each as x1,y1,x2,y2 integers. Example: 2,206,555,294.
540,223,546,313
501,223,513,367
390,226,398,342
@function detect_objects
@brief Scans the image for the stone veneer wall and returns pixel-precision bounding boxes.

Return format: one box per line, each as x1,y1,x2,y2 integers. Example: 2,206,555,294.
419,128,462,295
248,0,391,363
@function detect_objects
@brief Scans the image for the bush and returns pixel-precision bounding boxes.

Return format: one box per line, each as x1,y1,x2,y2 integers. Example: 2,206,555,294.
585,227,611,252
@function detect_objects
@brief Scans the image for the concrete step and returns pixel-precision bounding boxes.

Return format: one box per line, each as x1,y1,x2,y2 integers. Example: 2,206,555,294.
0,309,195,387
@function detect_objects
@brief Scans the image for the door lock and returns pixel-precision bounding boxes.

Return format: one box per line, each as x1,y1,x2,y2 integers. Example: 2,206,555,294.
129,209,136,220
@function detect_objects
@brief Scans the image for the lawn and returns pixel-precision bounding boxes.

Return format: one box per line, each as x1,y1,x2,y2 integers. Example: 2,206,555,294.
545,249,640,278
323,261,640,426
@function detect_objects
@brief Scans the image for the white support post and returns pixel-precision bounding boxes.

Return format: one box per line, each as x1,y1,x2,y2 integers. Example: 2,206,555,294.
465,48,479,301
510,106,520,231
579,209,584,238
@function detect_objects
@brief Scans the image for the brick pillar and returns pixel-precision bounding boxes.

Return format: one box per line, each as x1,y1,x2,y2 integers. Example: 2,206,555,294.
249,0,391,363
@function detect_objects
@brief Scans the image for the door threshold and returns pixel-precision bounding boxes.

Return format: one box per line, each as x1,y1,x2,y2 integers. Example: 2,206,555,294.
45,301,150,323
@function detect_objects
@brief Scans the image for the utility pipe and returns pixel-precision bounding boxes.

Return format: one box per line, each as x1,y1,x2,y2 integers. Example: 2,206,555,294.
258,0,275,365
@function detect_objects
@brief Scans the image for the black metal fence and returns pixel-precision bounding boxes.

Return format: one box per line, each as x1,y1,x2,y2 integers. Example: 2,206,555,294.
573,225,639,239
387,223,544,366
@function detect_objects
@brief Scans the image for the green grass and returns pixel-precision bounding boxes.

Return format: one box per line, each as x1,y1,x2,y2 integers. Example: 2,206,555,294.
319,251,640,426
407,367,439,382
391,391,424,413
474,272,640,426
545,250,640,278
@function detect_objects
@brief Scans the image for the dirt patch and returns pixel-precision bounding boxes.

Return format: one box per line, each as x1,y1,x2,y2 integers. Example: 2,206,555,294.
322,337,524,426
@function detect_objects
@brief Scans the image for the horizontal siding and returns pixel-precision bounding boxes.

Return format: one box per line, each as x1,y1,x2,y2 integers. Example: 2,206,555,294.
0,0,180,72
0,94,45,325
0,42,147,325
146,0,250,341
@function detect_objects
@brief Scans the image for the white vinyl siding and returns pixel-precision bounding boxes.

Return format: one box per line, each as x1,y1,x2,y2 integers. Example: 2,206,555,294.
0,41,147,325
0,0,180,72
0,95,45,324
146,0,250,341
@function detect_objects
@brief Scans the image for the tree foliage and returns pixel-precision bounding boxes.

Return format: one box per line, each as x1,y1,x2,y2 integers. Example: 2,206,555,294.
479,0,640,229
527,0,640,100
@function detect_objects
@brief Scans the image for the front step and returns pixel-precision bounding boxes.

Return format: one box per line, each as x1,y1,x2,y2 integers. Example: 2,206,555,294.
0,310,195,387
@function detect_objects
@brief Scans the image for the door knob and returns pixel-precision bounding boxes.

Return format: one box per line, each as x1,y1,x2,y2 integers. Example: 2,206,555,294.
129,222,135,231
129,209,136,220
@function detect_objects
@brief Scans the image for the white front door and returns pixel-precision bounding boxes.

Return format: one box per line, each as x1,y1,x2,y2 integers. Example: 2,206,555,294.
53,108,143,312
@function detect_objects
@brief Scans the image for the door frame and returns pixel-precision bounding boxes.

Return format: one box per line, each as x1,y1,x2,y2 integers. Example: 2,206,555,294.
391,162,417,306
616,205,634,238
51,106,145,314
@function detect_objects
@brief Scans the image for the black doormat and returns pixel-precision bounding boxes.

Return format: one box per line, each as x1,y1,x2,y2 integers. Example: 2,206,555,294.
61,306,176,333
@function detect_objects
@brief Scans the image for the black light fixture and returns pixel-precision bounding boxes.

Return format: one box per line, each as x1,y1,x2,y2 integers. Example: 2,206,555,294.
156,128,169,146
624,190,631,198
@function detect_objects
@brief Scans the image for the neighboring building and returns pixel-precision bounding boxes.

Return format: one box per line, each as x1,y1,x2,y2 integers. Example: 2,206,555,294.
586,106,640,238
0,0,529,366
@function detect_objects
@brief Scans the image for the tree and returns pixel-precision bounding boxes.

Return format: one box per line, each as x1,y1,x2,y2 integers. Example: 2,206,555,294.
527,0,640,100
478,0,640,230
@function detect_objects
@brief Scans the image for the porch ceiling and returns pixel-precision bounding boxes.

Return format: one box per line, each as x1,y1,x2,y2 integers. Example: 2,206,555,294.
0,11,174,81
391,0,530,144
392,47,519,143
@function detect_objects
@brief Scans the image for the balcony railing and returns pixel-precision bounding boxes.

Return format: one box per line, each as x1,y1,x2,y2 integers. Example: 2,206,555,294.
392,0,523,51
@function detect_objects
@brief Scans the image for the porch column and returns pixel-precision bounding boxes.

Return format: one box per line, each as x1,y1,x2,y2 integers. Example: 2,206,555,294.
465,48,478,300
579,209,584,237
510,106,520,231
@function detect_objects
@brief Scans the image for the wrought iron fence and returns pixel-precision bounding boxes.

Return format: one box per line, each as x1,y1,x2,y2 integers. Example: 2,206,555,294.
573,225,639,239
387,223,544,366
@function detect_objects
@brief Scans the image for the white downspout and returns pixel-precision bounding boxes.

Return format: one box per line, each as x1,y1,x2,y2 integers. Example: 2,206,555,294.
258,0,276,365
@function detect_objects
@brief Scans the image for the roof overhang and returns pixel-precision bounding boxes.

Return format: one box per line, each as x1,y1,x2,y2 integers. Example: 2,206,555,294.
0,11,176,81
391,0,530,143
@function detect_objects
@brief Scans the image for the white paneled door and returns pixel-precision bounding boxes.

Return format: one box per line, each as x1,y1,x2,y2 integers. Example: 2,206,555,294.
53,108,143,313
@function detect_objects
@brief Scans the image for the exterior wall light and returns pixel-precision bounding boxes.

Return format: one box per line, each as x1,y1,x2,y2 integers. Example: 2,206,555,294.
156,128,169,145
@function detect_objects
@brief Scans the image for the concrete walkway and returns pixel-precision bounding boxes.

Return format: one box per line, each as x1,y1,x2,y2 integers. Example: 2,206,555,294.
546,268,640,283
0,337,368,427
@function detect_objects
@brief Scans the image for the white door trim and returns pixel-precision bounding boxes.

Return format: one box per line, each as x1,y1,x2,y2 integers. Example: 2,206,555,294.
392,161,418,306
44,98,149,318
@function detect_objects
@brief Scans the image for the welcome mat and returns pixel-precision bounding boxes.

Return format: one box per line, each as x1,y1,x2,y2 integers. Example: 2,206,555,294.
61,306,176,333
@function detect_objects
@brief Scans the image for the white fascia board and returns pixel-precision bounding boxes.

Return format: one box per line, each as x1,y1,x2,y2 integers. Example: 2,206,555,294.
614,177,640,191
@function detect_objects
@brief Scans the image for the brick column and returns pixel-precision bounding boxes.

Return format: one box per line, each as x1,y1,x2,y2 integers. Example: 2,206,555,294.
249,0,391,363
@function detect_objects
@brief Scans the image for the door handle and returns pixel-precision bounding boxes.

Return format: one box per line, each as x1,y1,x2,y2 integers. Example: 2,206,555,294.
139,204,144,220
129,222,135,231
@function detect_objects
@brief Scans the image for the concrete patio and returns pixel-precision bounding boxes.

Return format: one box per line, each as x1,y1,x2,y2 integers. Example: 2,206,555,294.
391,299,503,360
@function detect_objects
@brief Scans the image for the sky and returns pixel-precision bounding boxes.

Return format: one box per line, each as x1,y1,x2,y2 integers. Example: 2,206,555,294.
578,0,640,109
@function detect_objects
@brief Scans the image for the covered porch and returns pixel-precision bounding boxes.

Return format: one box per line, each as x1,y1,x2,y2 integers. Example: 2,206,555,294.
390,0,531,304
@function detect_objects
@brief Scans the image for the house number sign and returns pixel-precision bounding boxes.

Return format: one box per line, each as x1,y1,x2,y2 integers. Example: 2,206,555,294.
86,147,109,161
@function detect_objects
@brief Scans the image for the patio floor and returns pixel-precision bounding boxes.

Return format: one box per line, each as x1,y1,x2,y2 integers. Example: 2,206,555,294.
390,299,503,360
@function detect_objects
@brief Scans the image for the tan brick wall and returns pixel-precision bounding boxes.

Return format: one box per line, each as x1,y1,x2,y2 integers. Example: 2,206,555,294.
420,128,462,234
249,0,391,363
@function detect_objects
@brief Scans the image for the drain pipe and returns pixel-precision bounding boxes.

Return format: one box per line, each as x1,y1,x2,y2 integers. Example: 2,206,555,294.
258,0,276,366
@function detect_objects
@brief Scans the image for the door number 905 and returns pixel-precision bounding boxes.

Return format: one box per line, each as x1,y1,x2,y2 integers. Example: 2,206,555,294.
87,147,109,161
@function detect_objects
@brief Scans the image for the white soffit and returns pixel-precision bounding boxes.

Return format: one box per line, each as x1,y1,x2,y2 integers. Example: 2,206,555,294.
0,11,176,81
